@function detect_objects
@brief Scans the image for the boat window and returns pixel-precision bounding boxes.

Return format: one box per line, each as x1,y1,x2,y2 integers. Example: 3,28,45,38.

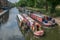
43,18,48,23
36,25,41,31
34,25,41,32
48,17,52,21
42,18,45,21
36,25,39,31
45,20,48,23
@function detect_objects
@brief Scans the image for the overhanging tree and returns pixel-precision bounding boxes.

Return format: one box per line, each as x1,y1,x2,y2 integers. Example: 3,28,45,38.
47,0,60,13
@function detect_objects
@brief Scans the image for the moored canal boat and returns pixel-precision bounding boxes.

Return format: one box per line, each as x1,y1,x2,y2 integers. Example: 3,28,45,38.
17,14,44,37
29,13,56,27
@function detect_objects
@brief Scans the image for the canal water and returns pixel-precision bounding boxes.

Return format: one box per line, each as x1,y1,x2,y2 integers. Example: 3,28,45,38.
0,7,60,40
0,7,24,40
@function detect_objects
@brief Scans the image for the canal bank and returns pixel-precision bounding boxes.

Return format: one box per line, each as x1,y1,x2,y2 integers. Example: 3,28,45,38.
0,7,24,40
18,7,60,40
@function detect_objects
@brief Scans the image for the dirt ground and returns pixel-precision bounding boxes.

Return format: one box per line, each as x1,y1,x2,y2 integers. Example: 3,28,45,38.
54,17,60,26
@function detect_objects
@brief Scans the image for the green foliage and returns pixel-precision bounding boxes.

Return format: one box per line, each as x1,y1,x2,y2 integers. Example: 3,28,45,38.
15,0,60,17
15,0,46,8
47,0,60,14
26,0,35,7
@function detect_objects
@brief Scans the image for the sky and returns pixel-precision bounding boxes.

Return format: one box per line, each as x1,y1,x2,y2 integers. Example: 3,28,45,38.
8,0,19,3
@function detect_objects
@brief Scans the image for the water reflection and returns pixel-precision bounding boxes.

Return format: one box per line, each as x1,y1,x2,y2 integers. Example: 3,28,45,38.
0,7,24,40
8,35,24,40
0,11,9,25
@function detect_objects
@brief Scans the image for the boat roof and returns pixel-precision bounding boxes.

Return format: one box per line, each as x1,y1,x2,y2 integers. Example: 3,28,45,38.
22,14,35,25
33,14,44,18
17,14,24,21
23,14,34,22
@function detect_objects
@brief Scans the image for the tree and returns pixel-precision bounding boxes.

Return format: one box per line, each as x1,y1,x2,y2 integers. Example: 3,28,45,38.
34,0,37,7
45,0,48,12
46,0,60,17
26,0,34,7
47,0,60,13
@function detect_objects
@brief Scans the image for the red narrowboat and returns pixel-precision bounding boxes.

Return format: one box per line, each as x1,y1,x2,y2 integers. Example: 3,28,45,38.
30,13,56,27
17,14,44,37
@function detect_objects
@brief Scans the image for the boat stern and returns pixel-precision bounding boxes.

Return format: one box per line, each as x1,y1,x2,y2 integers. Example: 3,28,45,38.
34,30,44,37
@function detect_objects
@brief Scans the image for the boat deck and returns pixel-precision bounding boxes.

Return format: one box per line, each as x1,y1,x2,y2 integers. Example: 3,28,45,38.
22,14,35,26
32,14,44,18
17,14,24,21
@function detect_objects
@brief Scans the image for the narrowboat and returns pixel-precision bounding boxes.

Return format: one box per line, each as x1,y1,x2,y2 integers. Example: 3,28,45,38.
29,13,56,27
17,14,44,37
